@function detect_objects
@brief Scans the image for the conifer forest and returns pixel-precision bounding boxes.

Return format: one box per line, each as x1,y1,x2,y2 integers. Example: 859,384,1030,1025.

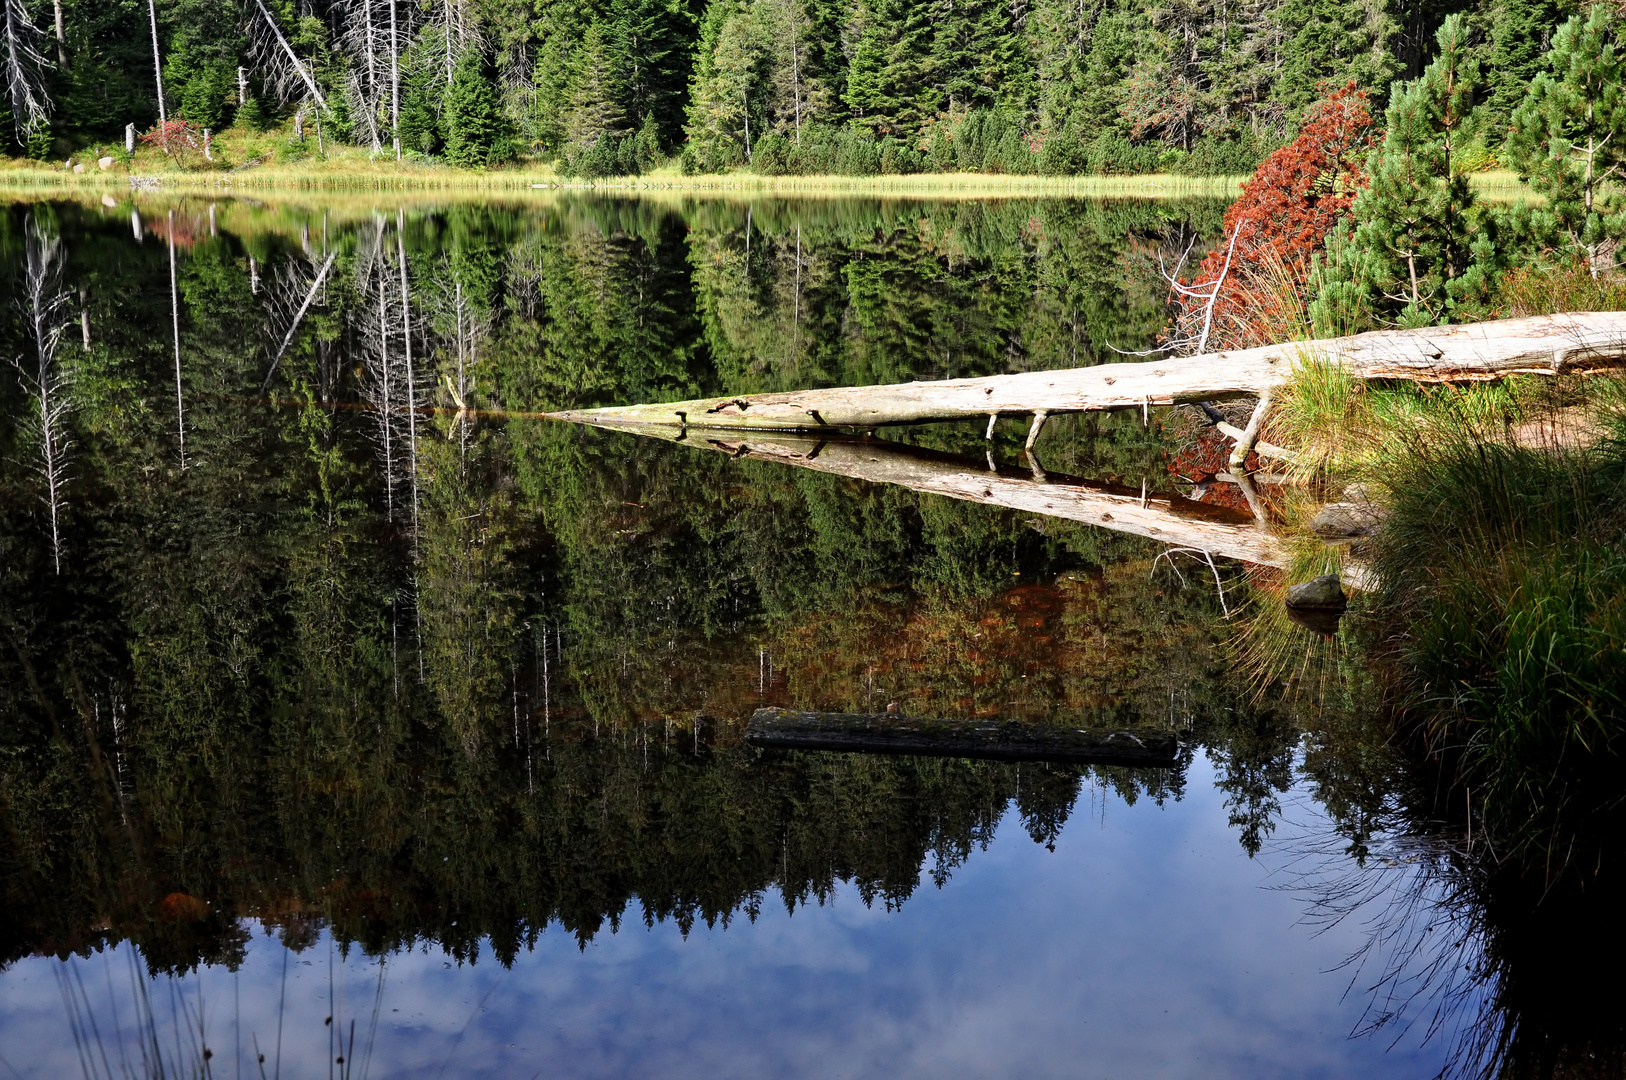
0,0,1603,176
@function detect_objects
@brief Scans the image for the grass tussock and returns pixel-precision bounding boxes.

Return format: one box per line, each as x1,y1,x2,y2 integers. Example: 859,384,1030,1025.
1365,388,1626,863
1268,353,1548,480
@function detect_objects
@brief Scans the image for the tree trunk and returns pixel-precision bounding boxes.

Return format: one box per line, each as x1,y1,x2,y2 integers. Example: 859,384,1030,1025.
564,422,1286,567
147,0,167,151
551,312,1626,432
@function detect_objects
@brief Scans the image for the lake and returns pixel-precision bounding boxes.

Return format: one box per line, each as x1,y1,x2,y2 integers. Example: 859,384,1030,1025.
0,193,1578,1078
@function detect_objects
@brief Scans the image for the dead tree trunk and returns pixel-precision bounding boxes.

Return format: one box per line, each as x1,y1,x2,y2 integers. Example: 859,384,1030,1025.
551,313,1626,432
566,422,1285,567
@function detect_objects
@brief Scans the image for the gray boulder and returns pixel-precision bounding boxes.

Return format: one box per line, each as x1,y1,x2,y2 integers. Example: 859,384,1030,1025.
1284,574,1346,610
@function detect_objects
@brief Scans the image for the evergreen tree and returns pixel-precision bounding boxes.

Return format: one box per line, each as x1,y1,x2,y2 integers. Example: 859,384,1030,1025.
1269,0,1396,118
683,1,763,167
929,0,1031,117
843,0,933,136
566,23,630,156
612,0,701,147
1507,5,1625,276
443,47,505,166
1485,0,1568,131
1311,15,1496,329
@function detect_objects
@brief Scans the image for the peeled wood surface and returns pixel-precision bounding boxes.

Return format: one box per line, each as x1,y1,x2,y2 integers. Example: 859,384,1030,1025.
549,313,1626,431
577,423,1285,567
747,708,1181,765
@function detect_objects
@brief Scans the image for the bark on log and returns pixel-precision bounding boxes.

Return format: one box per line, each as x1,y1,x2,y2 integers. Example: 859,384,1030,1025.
578,423,1285,567
747,707,1180,765
549,313,1626,431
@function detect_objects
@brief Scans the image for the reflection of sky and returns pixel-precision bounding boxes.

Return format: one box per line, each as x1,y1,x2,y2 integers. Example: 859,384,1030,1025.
0,756,1461,1079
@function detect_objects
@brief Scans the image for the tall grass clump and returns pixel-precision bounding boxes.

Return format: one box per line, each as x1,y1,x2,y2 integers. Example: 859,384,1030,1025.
1367,397,1626,864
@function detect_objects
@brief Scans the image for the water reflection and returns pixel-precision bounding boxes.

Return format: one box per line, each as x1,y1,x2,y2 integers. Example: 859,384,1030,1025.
0,194,1614,1078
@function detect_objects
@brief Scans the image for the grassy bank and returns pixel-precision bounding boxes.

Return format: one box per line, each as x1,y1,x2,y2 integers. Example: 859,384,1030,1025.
1260,332,1626,864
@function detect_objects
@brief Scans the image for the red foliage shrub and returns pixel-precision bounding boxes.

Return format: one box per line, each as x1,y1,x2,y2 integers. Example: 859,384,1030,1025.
139,118,203,162
1179,83,1377,349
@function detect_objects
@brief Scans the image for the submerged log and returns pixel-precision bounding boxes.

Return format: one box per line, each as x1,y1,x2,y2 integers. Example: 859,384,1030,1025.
746,707,1181,765
549,313,1626,431
571,423,1286,567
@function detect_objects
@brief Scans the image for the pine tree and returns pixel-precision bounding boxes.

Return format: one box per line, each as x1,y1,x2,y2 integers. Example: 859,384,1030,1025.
1507,5,1625,276
1311,15,1494,329
443,47,504,166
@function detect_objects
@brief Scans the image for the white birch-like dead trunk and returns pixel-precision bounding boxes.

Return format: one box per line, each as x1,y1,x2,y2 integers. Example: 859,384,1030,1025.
14,217,73,572
146,0,166,151
552,313,1626,432
5,0,52,147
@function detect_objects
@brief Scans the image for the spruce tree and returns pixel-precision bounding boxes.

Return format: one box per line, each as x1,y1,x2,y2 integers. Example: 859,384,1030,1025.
566,23,629,155
1507,5,1625,276
443,48,505,167
843,0,933,135
1269,0,1396,118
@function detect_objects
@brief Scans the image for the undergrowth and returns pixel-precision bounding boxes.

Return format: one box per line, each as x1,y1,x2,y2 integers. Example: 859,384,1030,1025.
1365,392,1626,865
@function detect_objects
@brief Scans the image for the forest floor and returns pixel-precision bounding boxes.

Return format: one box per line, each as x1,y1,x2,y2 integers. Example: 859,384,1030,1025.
0,129,1533,200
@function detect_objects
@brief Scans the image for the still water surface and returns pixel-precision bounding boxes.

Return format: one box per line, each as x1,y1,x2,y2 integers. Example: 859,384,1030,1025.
0,194,1518,1077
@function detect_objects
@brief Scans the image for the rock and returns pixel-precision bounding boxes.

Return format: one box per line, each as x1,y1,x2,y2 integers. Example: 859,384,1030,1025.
101,194,118,208
1285,604,1344,637
1311,501,1384,539
1285,574,1346,610
98,156,114,170
73,163,85,174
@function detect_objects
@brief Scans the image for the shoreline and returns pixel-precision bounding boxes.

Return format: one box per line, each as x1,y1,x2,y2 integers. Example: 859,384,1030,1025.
0,160,1249,199
0,163,1533,203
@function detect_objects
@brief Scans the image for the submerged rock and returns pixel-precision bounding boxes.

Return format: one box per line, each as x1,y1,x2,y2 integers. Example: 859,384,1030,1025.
1285,574,1346,610
1311,501,1385,539
1285,604,1344,637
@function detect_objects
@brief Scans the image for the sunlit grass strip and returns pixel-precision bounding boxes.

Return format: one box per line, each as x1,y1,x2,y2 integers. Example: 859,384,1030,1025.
0,164,1245,199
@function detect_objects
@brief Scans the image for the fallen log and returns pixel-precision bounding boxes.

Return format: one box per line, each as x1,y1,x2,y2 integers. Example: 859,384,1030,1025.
571,422,1286,567
548,312,1626,432
746,707,1181,765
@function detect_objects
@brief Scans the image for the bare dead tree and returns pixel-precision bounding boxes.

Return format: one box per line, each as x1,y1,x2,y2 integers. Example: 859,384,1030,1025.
260,250,337,391
167,210,185,468
355,216,428,527
4,0,51,148
12,215,73,573
244,0,327,118
145,0,166,150
338,0,388,152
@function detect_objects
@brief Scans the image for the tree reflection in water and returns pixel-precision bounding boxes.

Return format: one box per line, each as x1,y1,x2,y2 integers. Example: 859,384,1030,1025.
0,195,1617,1079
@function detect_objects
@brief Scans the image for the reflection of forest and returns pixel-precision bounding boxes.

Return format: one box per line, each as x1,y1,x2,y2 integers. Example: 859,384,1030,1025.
0,195,1273,968
3,197,1619,1078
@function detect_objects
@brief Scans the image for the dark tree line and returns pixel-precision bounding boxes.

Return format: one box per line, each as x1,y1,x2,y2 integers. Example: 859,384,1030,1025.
0,0,1594,175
